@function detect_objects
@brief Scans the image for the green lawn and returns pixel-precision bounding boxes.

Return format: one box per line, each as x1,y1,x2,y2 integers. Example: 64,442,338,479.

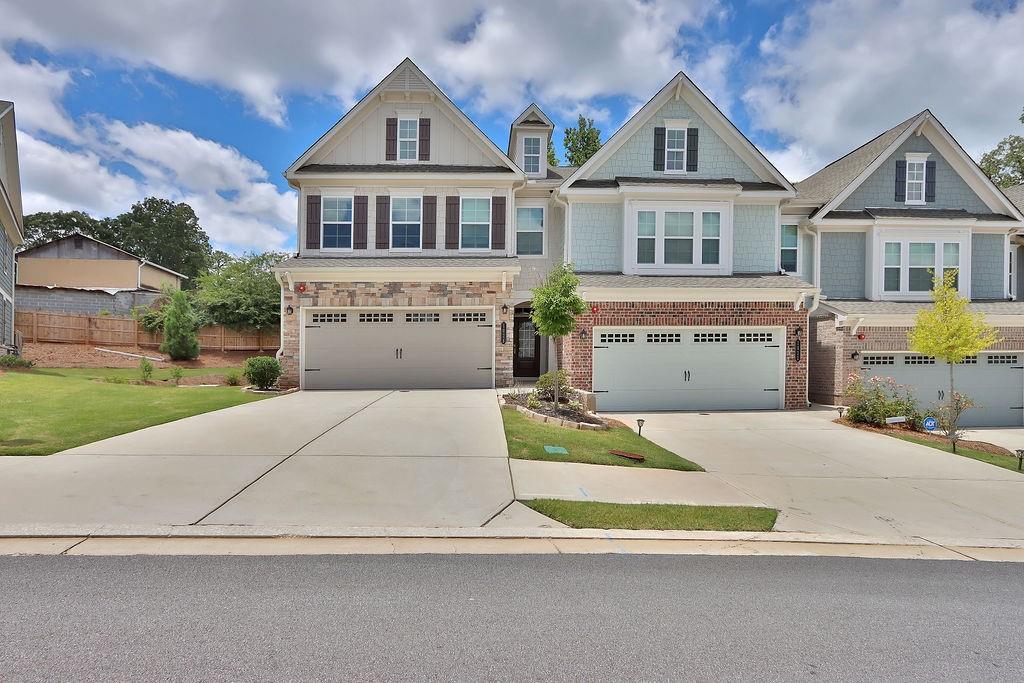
523,499,778,531
502,408,703,471
891,432,1024,473
0,367,270,455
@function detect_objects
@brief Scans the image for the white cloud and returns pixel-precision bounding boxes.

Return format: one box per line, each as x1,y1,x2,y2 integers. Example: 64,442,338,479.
745,0,1024,181
0,50,77,140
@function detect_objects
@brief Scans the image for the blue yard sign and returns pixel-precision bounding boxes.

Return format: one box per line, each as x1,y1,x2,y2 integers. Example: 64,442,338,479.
923,416,938,431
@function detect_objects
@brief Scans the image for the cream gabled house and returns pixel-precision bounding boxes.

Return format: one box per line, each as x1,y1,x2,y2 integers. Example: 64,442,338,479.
0,100,25,352
274,59,819,412
796,111,1024,425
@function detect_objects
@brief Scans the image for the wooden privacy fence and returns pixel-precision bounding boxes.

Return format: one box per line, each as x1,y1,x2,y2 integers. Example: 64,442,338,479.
14,311,280,352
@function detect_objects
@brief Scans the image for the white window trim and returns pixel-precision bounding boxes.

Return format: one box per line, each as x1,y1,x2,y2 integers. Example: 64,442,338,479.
320,194,355,252
389,195,423,252
515,200,547,258
780,223,800,275
522,135,543,177
624,200,733,275
664,126,688,174
904,152,929,206
397,118,419,163
871,228,970,300
459,196,492,252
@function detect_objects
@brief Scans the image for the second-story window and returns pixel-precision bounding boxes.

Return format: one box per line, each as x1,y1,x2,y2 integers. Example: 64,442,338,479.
665,128,687,172
523,137,541,174
780,224,799,273
322,196,353,250
398,119,418,161
391,197,422,249
460,197,491,250
516,205,545,256
630,202,729,275
905,154,927,204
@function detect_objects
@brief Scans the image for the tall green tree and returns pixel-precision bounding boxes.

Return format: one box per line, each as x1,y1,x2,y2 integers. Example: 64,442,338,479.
547,138,559,167
109,198,212,286
159,289,200,360
562,115,602,166
21,211,119,250
908,271,999,450
531,263,587,410
194,252,285,330
980,107,1024,188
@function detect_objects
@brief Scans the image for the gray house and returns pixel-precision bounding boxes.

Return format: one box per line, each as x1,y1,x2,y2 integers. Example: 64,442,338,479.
0,100,24,353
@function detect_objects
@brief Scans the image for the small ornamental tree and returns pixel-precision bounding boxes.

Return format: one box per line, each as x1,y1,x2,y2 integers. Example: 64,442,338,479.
908,270,999,451
531,263,587,410
562,115,602,166
160,290,200,361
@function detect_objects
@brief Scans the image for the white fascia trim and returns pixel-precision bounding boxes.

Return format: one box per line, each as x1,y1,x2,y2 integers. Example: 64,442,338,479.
579,286,819,303
288,173,521,184
274,266,521,283
827,312,1024,327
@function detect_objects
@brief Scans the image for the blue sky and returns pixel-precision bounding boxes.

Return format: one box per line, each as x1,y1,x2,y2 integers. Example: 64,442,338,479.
1,0,1022,253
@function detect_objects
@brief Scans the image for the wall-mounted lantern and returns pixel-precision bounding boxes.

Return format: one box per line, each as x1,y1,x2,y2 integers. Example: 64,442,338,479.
500,304,509,316
285,305,294,316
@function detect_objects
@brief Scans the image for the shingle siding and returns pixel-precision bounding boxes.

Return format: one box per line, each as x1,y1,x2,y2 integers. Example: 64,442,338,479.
838,135,989,213
0,229,13,346
732,204,776,272
589,99,760,182
570,203,622,272
820,232,866,299
971,233,1005,299
800,232,814,282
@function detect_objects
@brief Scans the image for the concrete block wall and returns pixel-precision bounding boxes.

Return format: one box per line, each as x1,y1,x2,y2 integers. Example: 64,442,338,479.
14,287,161,317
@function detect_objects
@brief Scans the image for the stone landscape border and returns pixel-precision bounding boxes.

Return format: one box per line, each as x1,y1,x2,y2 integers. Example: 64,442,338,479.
510,403,607,430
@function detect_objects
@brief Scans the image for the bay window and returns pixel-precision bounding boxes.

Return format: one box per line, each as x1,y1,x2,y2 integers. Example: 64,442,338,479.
628,202,730,274
880,237,964,297
664,212,693,264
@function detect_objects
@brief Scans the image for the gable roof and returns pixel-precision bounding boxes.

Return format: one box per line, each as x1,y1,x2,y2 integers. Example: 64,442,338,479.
507,103,554,157
16,233,189,279
560,71,794,193
797,110,1024,222
285,58,523,180
1006,184,1024,212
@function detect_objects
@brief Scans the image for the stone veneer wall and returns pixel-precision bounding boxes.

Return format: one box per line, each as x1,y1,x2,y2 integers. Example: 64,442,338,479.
279,280,514,389
809,311,1024,404
559,301,810,409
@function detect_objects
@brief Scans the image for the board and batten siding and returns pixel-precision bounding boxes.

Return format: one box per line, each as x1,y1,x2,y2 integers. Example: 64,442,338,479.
819,232,866,299
570,202,623,272
971,233,1006,299
588,98,760,182
838,135,989,213
732,204,777,272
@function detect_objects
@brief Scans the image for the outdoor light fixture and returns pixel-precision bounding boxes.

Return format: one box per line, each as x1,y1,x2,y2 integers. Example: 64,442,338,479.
851,351,860,360
636,418,645,436
836,406,846,420
794,327,802,338
579,328,588,339
501,304,509,315
285,305,294,316
857,333,866,340
296,283,307,294
1017,449,1024,472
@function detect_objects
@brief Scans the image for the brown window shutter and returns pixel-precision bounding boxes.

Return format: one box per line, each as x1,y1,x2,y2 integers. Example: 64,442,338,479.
305,194,321,250
385,118,398,161
376,195,390,249
418,119,430,161
894,160,906,202
445,196,459,249
422,196,437,249
686,128,699,172
925,160,936,202
490,197,506,250
354,195,368,249
653,127,665,171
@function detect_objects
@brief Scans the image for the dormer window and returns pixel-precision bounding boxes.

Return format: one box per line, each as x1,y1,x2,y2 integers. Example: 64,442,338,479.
398,119,419,161
904,153,929,205
523,137,541,174
665,128,687,172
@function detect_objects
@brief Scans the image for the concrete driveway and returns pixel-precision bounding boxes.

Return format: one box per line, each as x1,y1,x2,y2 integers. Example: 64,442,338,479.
606,408,1024,543
0,390,513,528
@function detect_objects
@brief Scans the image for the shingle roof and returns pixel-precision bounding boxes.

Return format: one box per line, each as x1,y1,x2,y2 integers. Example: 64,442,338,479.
822,300,1024,315
577,272,815,289
276,256,520,269
794,112,922,206
294,164,514,174
570,177,787,192
1005,184,1024,212
822,208,1017,221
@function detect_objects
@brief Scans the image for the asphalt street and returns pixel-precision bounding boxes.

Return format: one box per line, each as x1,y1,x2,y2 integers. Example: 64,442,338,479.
1,554,1021,681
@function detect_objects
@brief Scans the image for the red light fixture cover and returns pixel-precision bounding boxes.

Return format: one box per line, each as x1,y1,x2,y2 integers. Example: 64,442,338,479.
296,283,307,293
590,305,599,314
857,333,866,340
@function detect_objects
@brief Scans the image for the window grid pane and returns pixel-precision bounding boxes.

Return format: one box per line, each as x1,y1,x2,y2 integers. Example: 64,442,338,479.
781,249,797,273
664,238,693,264
461,198,491,222
516,232,543,255
943,243,959,267
884,267,901,291
665,212,693,237
781,225,798,248
702,212,721,237
702,239,720,265
637,238,655,264
461,224,490,249
637,211,656,237
909,243,935,267
884,242,901,266
909,268,934,291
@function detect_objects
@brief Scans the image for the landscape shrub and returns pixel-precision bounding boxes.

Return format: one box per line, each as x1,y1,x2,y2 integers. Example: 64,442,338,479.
243,356,281,390
139,358,154,381
0,354,34,369
170,366,185,385
535,369,574,403
160,290,200,360
526,392,543,411
225,369,241,386
843,373,920,428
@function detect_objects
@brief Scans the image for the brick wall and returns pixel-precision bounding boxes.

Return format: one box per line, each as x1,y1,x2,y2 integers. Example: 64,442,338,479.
279,280,514,389
559,300,810,409
808,313,845,404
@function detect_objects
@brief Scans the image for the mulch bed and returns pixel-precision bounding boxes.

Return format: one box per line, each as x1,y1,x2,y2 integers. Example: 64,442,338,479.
837,419,1014,456
21,342,272,369
502,392,605,426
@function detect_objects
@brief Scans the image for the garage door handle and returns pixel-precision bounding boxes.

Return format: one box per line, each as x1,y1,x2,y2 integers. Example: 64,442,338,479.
305,368,320,372
763,388,779,392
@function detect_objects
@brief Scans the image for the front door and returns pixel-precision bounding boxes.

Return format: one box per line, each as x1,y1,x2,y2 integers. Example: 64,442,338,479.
513,314,541,378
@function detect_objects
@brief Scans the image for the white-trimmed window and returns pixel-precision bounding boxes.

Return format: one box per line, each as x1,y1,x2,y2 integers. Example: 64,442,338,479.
398,119,418,161
321,196,353,250
390,197,422,250
665,128,687,172
701,212,721,265
905,153,928,204
637,210,656,264
664,211,693,264
523,136,541,175
460,197,491,250
780,224,799,273
882,239,963,296
515,204,545,256
629,202,730,274
883,242,901,292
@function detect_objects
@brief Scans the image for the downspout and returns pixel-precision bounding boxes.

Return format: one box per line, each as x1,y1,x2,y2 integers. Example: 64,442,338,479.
275,270,293,361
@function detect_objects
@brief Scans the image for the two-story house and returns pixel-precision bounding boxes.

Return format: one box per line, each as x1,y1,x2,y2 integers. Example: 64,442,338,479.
274,59,818,413
0,100,25,353
800,111,1024,425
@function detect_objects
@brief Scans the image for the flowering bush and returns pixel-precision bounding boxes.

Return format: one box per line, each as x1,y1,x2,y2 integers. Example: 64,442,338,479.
843,373,920,428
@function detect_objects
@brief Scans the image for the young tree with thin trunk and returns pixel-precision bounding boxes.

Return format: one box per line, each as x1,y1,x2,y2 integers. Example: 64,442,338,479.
908,271,999,451
530,263,587,410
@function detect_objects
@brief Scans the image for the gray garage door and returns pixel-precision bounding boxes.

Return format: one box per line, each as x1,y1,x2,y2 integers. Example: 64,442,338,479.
302,308,494,390
859,352,1024,426
592,326,784,412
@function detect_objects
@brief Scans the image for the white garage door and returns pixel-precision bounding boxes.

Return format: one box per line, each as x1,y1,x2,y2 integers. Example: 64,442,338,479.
859,352,1024,427
592,326,785,411
302,308,494,390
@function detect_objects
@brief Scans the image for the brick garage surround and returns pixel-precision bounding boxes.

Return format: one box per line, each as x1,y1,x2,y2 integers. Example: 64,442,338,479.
559,301,810,410
808,312,1024,404
278,280,514,389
